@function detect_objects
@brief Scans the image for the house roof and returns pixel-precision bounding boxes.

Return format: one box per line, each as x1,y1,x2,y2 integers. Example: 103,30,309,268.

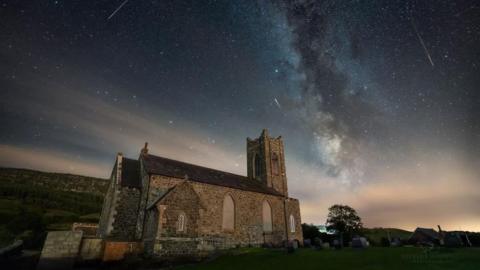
412,227,440,240
120,158,141,188
141,154,282,196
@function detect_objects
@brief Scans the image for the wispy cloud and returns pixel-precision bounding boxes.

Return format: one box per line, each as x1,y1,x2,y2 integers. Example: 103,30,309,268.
0,144,110,177
290,157,480,231
1,76,248,177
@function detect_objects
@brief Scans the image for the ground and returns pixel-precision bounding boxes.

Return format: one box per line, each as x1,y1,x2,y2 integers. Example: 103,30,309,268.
177,247,480,270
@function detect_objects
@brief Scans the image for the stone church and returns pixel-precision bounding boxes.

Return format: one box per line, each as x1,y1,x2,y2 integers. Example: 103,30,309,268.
97,130,303,258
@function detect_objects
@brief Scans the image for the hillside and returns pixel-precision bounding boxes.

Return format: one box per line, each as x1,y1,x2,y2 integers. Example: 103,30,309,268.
0,167,109,195
362,227,412,246
0,167,109,248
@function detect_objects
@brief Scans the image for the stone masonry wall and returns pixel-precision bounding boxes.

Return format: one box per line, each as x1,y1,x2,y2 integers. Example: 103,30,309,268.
97,173,116,237
144,182,203,256
142,209,159,256
135,161,151,239
285,198,303,243
148,174,303,250
109,187,141,240
157,182,202,238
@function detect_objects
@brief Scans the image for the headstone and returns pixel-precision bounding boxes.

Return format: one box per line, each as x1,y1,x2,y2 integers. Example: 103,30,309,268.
313,237,323,246
351,237,369,248
303,239,312,247
292,240,299,249
333,239,342,249
36,231,83,270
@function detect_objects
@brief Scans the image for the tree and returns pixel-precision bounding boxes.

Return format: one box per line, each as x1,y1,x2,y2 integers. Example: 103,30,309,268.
326,204,363,246
301,223,321,240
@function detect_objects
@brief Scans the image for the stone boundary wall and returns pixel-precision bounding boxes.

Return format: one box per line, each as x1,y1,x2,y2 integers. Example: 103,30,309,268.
37,231,83,270
72,222,99,237
78,238,104,261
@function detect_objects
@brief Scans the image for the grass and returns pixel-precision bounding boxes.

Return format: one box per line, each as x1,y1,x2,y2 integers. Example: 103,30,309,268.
178,247,480,270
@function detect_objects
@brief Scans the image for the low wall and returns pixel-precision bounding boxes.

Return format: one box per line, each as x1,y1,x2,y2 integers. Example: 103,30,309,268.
154,238,200,258
79,238,104,261
103,241,142,261
152,236,237,259
36,231,83,270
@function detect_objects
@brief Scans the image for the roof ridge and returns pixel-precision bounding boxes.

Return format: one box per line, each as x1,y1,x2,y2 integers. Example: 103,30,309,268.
142,154,249,179
140,153,282,196
122,157,139,162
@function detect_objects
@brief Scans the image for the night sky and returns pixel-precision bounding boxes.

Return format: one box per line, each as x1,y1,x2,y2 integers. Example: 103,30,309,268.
1,0,479,231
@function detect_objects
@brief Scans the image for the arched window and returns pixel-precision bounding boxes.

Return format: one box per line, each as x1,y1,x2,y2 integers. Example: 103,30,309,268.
222,194,235,231
271,153,280,176
262,201,272,232
289,214,296,233
177,213,186,232
254,154,262,179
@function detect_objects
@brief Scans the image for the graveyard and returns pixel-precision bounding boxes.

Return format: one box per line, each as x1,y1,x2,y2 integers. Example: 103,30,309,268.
177,247,480,270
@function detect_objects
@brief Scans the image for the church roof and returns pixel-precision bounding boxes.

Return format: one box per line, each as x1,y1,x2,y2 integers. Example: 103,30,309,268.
141,154,282,196
120,158,141,188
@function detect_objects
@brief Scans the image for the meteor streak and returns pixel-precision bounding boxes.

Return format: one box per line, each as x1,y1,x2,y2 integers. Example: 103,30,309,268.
274,98,281,109
410,18,435,67
107,0,129,20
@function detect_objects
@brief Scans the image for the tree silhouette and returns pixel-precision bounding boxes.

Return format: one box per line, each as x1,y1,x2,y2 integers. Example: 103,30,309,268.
326,204,363,246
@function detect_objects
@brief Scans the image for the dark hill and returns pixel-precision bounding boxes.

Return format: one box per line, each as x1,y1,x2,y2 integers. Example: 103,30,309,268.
0,167,108,195
0,167,109,248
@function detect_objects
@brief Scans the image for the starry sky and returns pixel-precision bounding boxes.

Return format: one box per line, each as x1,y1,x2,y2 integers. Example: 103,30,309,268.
1,0,479,231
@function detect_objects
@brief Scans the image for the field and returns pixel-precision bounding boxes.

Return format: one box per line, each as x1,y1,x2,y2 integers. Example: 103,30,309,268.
178,247,480,270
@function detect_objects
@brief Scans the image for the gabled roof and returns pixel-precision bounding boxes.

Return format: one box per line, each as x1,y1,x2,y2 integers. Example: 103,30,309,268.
146,187,175,210
141,154,282,196
412,227,440,240
120,158,141,188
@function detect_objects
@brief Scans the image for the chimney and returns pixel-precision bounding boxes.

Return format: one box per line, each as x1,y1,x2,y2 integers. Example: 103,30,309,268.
141,142,149,155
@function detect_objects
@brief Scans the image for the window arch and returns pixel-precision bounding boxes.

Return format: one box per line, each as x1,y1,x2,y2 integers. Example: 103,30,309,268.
177,213,186,232
289,214,296,233
271,153,280,176
222,194,235,231
254,154,262,179
262,200,272,232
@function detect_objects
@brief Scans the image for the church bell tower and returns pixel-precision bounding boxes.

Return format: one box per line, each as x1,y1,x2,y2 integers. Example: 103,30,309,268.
247,129,288,197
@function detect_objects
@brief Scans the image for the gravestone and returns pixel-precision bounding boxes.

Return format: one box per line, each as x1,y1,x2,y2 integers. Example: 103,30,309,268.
36,231,83,270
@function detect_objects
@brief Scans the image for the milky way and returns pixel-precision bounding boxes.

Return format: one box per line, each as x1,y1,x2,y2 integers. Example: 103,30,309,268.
0,0,479,230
